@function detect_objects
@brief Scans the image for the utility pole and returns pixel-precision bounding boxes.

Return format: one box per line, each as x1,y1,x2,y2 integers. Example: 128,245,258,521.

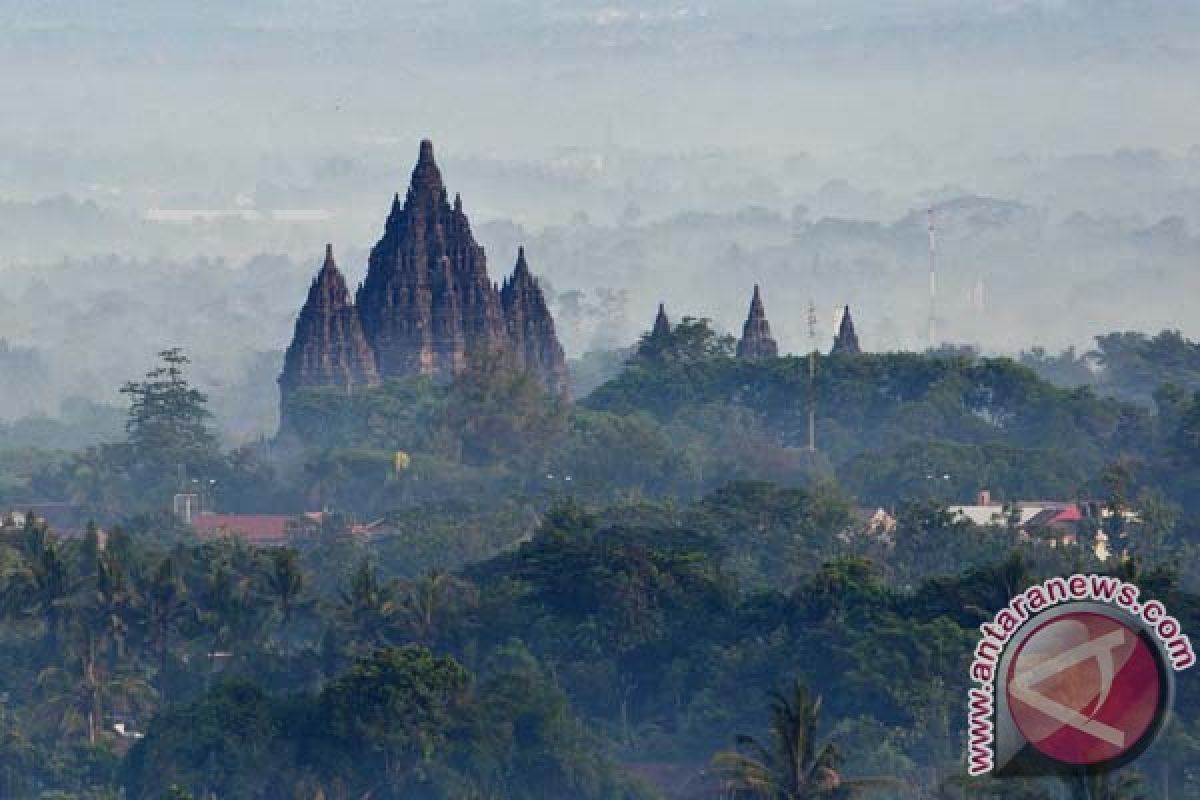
927,207,938,351
807,301,817,452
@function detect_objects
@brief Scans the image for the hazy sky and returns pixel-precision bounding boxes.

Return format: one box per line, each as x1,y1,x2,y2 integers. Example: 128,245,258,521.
4,1,1199,173
2,1,1200,429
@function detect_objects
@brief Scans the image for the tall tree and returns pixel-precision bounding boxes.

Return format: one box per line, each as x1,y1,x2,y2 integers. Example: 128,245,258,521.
630,315,736,367
142,557,192,699
120,348,219,477
712,679,895,799
320,646,468,795
264,548,306,654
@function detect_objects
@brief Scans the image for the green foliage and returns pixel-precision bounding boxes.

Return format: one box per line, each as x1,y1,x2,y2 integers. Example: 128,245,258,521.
684,480,854,588
439,350,569,467
586,352,1129,480
119,349,219,475
13,331,1200,798
320,646,468,789
630,316,736,368
0,480,1196,797
1024,329,1200,407
1091,330,1200,404
712,679,897,799
125,647,646,800
282,376,446,453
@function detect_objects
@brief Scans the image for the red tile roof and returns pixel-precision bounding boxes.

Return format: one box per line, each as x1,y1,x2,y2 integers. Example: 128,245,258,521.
1050,505,1085,524
192,514,313,546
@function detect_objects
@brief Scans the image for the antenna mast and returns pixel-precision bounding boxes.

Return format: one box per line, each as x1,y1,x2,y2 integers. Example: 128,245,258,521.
807,301,817,452
927,207,938,351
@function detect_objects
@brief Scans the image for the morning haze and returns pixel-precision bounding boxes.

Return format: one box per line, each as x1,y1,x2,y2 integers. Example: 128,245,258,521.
5,4,1200,799
3,2,1200,434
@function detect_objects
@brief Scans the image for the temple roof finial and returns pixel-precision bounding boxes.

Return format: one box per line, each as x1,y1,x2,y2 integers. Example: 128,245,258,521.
419,138,436,164
737,284,778,359
652,303,671,337
832,305,861,355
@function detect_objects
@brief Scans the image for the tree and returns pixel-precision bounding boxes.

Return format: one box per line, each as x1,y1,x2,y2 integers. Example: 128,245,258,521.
264,548,306,652
2,522,73,653
119,348,219,475
198,545,266,678
1131,488,1180,562
395,570,476,647
437,350,567,467
122,681,286,800
37,650,153,747
686,480,854,589
38,552,154,748
712,679,895,799
141,557,192,700
320,646,469,794
338,558,396,650
630,316,735,367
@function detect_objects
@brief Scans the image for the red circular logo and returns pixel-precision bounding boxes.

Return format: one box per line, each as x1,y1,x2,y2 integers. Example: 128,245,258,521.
1005,612,1163,766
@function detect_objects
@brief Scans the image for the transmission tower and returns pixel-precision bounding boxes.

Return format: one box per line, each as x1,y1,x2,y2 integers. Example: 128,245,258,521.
927,207,938,351
807,301,817,452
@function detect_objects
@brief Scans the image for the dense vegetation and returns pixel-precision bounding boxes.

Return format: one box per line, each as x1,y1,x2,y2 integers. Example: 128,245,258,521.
3,489,1200,798
1022,329,1200,406
4,325,1200,797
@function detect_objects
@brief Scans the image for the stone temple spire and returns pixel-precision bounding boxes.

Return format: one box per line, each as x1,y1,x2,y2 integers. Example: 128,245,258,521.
500,246,569,397
278,140,574,429
736,284,779,359
831,305,861,355
409,139,445,200
357,138,506,377
512,245,532,279
279,244,380,424
652,303,671,338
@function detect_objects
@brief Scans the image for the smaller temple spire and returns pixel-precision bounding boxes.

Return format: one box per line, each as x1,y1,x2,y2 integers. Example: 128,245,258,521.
407,138,445,199
279,243,380,426
831,305,861,355
499,247,569,397
652,303,671,337
736,284,778,359
418,138,436,165
514,246,530,277
749,284,765,316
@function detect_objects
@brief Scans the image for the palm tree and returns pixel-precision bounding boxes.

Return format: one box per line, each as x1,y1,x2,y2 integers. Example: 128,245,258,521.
338,558,396,648
712,679,896,799
396,570,476,646
264,548,306,654
199,555,264,677
37,653,154,746
1,523,74,654
92,548,138,672
141,557,192,699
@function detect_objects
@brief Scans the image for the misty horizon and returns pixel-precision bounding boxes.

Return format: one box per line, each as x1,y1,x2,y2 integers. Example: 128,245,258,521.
3,0,1200,436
